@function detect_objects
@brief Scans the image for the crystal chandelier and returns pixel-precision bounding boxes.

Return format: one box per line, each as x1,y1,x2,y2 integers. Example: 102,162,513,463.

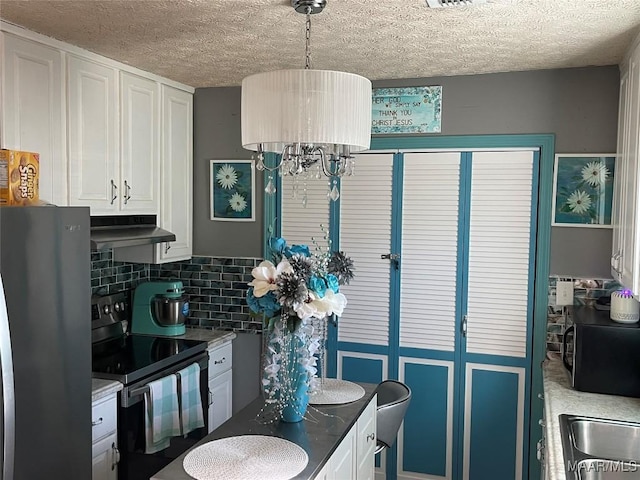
241,0,372,202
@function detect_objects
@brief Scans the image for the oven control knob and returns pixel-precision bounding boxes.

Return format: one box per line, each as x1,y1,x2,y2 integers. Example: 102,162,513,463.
103,305,111,315
114,303,120,312
119,302,126,312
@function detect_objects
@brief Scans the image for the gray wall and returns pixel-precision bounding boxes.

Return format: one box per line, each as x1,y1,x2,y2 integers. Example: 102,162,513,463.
193,66,620,277
193,87,264,259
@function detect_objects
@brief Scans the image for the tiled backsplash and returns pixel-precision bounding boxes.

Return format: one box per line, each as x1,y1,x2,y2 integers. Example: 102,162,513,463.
546,276,621,353
90,251,262,333
93,254,622,342
91,250,150,295
149,257,262,332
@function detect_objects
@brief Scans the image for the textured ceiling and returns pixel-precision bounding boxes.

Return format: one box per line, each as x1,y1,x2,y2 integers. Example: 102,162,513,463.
2,0,640,88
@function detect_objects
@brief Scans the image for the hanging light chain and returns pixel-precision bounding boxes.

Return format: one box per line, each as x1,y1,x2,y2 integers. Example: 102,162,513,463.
305,7,312,70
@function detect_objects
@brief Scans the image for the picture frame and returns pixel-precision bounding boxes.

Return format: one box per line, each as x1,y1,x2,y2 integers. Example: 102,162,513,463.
210,160,255,221
552,154,616,228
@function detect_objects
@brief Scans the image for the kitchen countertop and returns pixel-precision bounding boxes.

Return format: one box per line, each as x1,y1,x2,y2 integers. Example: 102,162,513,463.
542,355,640,479
91,378,123,403
151,382,377,480
178,327,236,349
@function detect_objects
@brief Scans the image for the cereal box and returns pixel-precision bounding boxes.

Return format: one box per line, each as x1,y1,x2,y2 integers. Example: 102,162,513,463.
0,149,40,205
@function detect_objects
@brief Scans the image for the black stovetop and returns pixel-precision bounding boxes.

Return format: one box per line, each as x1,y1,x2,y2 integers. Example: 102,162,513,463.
92,334,207,385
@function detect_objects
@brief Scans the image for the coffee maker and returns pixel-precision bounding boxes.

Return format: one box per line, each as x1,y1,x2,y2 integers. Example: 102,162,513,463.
131,281,189,336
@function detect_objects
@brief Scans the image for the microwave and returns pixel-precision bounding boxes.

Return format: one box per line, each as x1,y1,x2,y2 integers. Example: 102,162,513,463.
562,306,640,398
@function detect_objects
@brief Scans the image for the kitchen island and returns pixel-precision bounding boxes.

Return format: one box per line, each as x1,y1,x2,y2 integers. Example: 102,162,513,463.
151,382,377,480
542,355,640,479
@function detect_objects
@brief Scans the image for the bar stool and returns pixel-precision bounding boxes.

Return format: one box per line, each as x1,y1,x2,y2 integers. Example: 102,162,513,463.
374,380,412,454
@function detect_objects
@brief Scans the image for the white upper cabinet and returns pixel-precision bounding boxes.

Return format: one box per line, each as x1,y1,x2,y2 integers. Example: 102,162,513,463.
159,85,193,262
120,72,160,213
113,85,193,263
613,33,640,294
67,55,120,214
68,57,160,215
1,33,67,205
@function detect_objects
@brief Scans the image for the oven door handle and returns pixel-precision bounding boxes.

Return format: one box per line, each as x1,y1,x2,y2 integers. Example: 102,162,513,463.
122,352,208,407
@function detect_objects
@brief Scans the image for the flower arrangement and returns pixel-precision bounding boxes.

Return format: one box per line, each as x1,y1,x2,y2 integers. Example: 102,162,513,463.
246,235,354,421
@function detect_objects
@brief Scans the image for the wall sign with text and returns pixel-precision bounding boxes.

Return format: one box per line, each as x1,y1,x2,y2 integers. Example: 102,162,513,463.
371,86,442,134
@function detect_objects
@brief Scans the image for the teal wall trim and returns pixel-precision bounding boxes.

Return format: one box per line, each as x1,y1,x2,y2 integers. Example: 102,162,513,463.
389,152,404,381
455,151,473,480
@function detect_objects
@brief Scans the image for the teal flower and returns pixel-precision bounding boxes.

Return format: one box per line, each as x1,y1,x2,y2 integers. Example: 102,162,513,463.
326,274,340,293
308,275,327,298
286,244,310,258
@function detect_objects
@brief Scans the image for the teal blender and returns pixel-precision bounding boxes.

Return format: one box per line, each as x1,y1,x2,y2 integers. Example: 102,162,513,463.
131,281,189,336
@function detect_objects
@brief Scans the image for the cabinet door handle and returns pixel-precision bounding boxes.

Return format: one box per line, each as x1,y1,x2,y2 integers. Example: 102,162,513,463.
208,389,214,406
124,180,131,204
110,180,118,205
111,443,120,470
92,417,103,427
165,243,171,254
214,357,226,365
461,315,468,337
366,433,375,442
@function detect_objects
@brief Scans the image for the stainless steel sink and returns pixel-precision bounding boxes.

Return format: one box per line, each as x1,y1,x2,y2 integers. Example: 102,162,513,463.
577,460,640,480
560,415,640,479
571,418,640,462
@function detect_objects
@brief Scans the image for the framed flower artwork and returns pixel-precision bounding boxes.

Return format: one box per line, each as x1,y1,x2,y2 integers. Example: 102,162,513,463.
210,160,255,221
552,154,616,228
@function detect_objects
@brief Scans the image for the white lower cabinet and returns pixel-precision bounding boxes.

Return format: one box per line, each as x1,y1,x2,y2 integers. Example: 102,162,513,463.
315,395,377,480
329,428,357,479
92,395,119,480
207,341,233,432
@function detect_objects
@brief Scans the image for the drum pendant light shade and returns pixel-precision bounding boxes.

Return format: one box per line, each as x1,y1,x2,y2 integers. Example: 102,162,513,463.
241,69,372,154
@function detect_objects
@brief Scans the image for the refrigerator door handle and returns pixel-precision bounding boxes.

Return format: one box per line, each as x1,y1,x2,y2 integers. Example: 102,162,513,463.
0,275,15,480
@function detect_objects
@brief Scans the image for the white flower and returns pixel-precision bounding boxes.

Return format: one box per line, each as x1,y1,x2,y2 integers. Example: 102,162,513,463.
216,164,238,189
566,190,591,214
581,161,609,187
229,192,247,212
294,290,347,320
248,260,293,297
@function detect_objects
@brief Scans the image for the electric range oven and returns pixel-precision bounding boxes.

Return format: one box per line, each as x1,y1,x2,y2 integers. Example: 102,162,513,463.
91,292,209,480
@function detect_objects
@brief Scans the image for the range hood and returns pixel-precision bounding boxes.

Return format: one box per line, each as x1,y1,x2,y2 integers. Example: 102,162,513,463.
90,215,176,250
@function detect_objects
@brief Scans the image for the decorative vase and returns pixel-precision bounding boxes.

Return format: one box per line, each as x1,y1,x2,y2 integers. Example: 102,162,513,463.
261,316,315,423
281,333,310,422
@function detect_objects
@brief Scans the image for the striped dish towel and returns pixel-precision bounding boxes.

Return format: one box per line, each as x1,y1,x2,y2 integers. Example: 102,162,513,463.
177,363,204,435
144,374,181,454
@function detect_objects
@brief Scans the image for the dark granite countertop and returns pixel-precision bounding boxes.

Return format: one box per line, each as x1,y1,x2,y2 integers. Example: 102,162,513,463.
151,382,377,480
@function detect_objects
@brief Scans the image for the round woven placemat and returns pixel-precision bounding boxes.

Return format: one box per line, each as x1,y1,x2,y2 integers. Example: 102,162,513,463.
183,435,308,480
309,378,366,405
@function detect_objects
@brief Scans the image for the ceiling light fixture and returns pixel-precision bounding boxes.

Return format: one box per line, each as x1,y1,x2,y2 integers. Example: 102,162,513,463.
240,0,372,202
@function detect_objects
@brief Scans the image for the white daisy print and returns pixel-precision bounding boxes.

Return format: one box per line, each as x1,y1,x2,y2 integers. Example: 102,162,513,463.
229,192,247,212
581,161,609,186
566,190,591,215
216,164,238,189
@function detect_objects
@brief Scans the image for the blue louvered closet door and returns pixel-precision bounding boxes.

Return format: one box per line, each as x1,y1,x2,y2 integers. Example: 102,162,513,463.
326,149,538,480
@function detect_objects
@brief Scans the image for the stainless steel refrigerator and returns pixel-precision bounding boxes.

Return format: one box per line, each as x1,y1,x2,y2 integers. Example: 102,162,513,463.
0,206,91,479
